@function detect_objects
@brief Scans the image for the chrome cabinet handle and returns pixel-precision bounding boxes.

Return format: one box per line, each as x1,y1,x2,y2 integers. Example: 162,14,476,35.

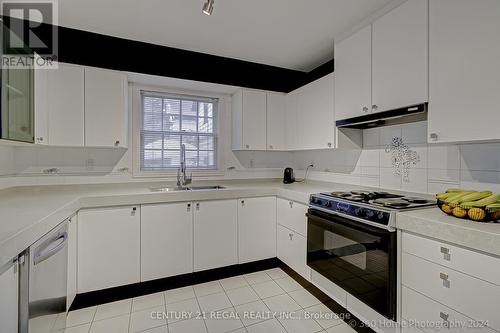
33,232,68,265
440,311,450,328
372,105,378,111
245,144,250,149
289,233,293,240
327,142,332,148
440,246,451,261
187,203,191,212
430,133,438,141
440,272,450,288
196,203,200,211
241,200,245,206
269,145,273,149
131,207,137,216
289,201,293,208
362,106,369,112
36,137,44,142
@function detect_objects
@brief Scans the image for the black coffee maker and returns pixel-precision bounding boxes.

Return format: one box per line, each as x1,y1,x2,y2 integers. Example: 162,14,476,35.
283,168,295,184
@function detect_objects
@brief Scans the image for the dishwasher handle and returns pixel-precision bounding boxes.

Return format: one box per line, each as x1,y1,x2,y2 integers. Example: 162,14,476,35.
33,232,68,266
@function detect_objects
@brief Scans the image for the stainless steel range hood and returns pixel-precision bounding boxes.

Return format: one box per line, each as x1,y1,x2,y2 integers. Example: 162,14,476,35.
336,103,427,129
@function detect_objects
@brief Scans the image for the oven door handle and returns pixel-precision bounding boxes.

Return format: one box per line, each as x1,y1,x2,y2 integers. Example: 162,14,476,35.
307,210,392,234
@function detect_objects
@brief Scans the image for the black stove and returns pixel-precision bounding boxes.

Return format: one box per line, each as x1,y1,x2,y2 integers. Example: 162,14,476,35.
309,190,436,230
307,190,435,320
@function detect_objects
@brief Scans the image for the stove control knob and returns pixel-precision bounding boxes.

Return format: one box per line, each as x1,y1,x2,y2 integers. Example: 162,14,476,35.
377,212,386,220
365,210,375,218
354,208,364,216
323,201,331,208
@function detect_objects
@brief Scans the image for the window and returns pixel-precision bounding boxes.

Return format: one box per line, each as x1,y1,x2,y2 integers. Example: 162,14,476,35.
140,92,217,171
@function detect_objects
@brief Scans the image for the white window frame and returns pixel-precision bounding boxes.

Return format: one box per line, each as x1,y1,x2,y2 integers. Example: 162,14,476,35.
132,84,225,177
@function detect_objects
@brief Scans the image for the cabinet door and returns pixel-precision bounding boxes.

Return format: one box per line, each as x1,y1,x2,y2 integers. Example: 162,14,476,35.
372,0,428,112
35,63,85,146
141,202,193,282
84,67,127,147
67,215,77,310
266,93,286,150
428,0,500,143
0,259,18,333
277,198,308,236
277,225,310,280
285,90,298,150
238,197,276,264
242,90,267,150
335,25,372,121
296,73,335,150
1,65,34,143
194,200,238,271
78,206,140,292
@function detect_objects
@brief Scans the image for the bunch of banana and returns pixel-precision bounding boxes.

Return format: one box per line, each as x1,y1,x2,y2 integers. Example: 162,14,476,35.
459,194,500,209
436,190,500,221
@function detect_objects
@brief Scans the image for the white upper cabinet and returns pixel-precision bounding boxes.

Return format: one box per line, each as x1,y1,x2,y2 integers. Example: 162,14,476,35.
335,25,372,121
428,0,500,143
84,67,128,148
266,92,286,150
232,89,267,150
34,63,85,146
285,90,299,150
372,0,428,113
285,73,335,151
141,202,193,282
295,73,335,150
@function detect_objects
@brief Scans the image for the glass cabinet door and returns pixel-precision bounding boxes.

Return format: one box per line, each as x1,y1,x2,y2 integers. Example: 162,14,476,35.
1,64,34,143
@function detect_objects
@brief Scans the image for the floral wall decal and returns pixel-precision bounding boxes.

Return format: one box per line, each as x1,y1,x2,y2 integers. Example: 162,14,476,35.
385,137,420,183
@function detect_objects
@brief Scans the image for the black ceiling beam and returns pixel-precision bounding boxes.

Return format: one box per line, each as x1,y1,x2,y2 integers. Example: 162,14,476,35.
3,17,333,93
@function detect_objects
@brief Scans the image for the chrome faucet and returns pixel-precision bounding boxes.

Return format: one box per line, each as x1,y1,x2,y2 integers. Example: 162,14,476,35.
177,144,192,188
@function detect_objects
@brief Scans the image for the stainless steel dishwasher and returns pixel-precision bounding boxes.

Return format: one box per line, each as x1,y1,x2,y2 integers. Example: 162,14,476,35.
19,220,68,333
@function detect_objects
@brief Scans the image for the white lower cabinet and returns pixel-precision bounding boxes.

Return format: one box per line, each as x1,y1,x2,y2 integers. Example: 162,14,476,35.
277,198,308,236
402,286,495,333
277,224,310,280
402,232,500,332
67,215,77,310
238,197,276,264
78,206,140,293
0,259,18,333
194,200,238,271
141,202,193,282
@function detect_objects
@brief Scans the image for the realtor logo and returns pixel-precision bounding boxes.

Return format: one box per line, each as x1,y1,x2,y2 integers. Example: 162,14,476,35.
1,0,58,68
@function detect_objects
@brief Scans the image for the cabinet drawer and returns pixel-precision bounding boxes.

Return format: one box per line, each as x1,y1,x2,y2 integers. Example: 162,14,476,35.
402,232,500,286
277,198,307,236
402,252,500,331
402,286,495,333
277,224,310,280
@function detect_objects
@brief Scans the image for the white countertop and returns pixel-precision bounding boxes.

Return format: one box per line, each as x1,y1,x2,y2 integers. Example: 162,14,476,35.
0,179,362,266
397,208,500,257
2,179,500,267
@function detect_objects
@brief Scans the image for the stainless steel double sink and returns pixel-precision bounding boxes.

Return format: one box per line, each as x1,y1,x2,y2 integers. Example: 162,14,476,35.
150,185,226,192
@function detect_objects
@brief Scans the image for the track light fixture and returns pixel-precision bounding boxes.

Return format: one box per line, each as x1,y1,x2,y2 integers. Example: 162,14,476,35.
202,0,214,15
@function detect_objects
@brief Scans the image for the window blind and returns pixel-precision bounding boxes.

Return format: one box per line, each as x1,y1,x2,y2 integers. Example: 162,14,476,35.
140,92,217,171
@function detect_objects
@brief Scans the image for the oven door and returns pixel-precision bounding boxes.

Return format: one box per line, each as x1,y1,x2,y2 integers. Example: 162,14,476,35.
307,208,396,320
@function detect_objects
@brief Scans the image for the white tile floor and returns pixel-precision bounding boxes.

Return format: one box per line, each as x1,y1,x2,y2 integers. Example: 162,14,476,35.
50,268,357,333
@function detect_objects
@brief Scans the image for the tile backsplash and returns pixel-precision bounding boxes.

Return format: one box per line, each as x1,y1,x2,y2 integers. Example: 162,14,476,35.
2,120,500,194
301,121,500,194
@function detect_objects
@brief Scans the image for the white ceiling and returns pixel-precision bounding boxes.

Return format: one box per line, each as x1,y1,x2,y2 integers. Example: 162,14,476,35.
58,0,393,72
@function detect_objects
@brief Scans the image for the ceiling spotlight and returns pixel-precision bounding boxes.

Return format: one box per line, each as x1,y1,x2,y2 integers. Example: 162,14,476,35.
202,0,214,15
